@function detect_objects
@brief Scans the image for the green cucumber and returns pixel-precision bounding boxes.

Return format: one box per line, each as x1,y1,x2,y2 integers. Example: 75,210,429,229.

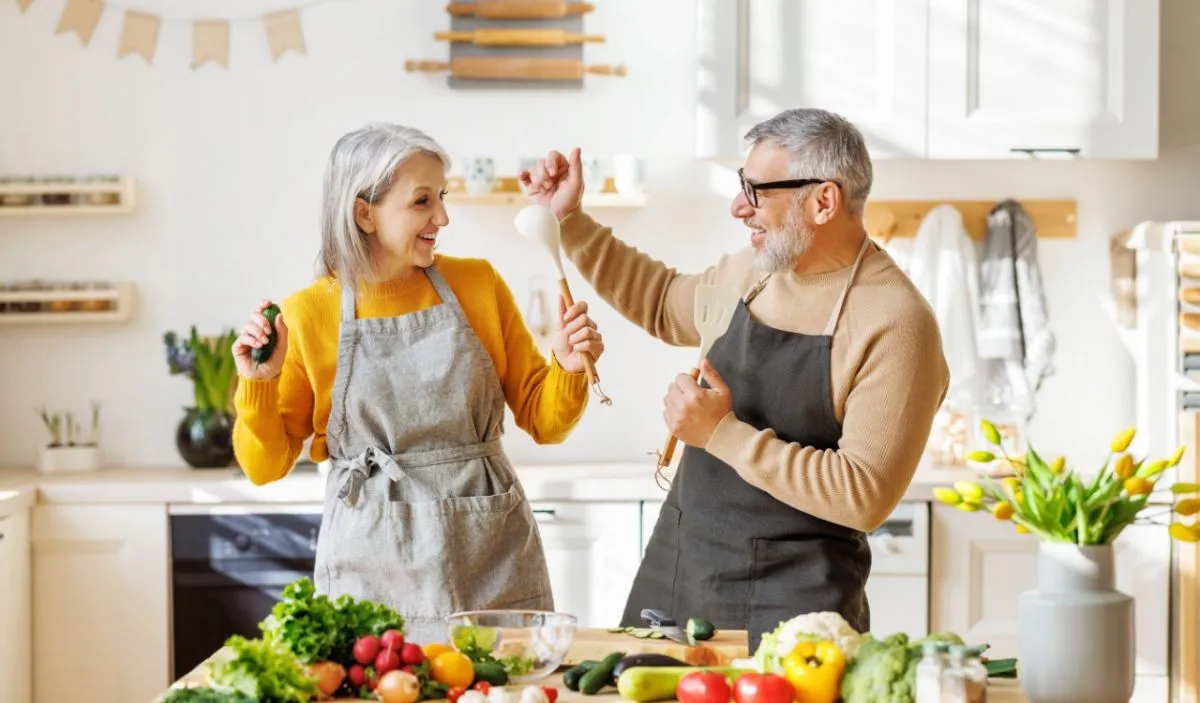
251,303,281,366
562,660,599,691
579,651,624,695
686,618,716,641
471,660,508,686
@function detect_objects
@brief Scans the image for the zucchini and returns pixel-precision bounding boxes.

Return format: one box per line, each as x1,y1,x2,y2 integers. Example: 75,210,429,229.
612,654,690,680
686,618,717,642
579,651,624,695
562,660,599,691
471,660,508,686
251,303,281,366
617,667,754,703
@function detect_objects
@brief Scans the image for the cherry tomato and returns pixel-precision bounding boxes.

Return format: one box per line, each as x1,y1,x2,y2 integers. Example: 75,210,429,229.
473,682,492,695
448,686,467,703
677,671,732,703
733,673,795,703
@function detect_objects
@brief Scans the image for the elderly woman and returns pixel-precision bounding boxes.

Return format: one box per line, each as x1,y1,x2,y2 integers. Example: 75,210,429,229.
230,122,605,643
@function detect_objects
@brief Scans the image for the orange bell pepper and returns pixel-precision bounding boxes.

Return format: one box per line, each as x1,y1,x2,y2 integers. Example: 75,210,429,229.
782,640,845,703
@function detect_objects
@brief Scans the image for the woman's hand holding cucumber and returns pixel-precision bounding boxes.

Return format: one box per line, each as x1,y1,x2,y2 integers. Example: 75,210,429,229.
233,299,287,381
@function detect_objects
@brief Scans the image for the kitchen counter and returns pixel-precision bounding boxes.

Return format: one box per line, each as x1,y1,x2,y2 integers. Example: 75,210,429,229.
0,460,977,506
162,648,1030,702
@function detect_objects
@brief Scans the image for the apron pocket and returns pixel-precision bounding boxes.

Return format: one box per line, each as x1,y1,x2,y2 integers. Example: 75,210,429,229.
749,537,870,636
391,481,550,616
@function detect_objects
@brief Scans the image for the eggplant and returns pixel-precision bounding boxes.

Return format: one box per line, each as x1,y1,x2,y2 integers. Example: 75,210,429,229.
611,653,692,680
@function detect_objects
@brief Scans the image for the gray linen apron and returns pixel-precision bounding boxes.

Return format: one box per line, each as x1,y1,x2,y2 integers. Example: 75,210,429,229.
313,264,554,644
621,237,874,651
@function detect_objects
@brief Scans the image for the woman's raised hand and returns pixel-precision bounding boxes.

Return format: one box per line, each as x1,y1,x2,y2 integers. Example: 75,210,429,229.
233,299,289,381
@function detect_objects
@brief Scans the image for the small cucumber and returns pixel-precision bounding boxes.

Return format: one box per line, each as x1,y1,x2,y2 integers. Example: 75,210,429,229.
579,651,624,695
471,660,508,686
251,303,281,366
562,660,599,691
686,618,717,642
617,666,753,703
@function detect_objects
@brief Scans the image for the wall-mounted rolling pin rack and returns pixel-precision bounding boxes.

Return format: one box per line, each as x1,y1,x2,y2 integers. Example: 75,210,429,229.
408,1,621,89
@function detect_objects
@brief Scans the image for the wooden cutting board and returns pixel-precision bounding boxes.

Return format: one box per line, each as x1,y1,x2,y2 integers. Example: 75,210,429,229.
562,628,750,667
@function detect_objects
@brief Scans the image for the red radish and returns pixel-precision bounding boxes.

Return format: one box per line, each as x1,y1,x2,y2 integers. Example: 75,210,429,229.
401,642,426,666
348,664,367,688
380,629,405,651
353,635,381,665
375,647,402,675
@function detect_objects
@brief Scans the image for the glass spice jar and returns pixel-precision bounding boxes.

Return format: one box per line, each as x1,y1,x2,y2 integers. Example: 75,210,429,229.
40,176,74,206
0,176,36,207
78,281,115,312
942,644,988,703
85,175,121,205
45,281,78,312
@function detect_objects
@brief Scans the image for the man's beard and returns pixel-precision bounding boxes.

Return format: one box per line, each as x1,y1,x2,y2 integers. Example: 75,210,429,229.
752,202,813,273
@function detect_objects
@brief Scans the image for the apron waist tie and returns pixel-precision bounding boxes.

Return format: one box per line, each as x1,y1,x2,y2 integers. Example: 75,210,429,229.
334,438,505,507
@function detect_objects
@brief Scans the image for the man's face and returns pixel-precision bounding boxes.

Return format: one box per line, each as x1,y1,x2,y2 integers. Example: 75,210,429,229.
731,145,813,273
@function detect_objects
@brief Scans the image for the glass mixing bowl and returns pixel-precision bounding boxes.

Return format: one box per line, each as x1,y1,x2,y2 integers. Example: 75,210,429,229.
445,610,578,685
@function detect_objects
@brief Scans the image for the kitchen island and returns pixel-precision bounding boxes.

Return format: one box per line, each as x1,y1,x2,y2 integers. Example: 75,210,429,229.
162,648,1031,703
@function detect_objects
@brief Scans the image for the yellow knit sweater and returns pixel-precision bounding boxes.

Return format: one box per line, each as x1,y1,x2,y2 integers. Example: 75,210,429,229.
232,255,589,485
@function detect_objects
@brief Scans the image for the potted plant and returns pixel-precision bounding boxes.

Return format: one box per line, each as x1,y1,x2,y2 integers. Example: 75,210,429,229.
36,401,103,473
163,326,239,469
934,421,1184,703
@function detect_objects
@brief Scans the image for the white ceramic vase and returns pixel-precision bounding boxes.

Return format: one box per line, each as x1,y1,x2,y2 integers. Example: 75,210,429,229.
1018,542,1135,703
38,445,102,473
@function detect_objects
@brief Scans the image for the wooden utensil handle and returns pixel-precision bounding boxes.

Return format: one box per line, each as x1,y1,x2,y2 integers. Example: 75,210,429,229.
405,60,452,72
433,29,605,46
558,277,611,405
656,367,700,469
406,57,623,81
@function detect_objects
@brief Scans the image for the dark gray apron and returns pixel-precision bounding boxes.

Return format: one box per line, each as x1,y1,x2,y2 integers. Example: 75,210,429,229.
621,238,873,650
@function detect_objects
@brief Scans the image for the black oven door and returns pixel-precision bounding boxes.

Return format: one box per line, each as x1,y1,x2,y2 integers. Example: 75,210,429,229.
169,509,322,680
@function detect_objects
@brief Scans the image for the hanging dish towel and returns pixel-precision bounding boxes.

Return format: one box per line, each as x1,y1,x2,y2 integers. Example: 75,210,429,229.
908,204,984,410
978,199,1057,418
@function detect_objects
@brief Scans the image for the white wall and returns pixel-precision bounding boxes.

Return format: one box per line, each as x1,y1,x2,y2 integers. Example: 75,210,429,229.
1,0,1197,470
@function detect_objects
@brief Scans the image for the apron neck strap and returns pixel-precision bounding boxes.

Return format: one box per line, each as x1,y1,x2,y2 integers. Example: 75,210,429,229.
338,263,457,323
821,234,871,337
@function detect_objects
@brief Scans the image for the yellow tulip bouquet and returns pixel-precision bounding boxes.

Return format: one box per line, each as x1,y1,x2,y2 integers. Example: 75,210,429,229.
933,420,1200,545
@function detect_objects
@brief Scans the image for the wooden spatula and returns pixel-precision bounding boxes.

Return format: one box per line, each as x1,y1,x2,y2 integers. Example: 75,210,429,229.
655,284,741,473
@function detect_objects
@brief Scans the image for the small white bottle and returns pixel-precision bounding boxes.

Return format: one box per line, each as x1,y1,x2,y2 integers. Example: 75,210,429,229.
915,641,948,703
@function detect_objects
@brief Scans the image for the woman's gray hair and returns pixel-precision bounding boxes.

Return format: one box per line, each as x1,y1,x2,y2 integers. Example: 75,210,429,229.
316,122,452,289
743,108,873,215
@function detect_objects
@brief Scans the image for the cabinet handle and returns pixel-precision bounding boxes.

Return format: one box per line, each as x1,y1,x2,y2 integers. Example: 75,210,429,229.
1010,147,1081,158
532,509,557,517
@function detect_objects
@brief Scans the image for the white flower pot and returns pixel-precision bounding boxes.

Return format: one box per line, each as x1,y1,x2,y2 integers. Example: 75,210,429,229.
37,445,102,474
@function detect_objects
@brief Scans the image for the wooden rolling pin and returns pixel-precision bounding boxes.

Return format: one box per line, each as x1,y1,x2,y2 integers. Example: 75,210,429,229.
446,1,595,18
434,29,605,46
405,57,626,80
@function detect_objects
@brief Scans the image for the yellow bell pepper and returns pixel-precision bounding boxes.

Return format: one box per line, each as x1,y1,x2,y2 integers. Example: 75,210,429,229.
782,640,844,703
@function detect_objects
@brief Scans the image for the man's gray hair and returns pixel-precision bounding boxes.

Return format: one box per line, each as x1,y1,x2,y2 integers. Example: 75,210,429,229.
317,122,451,289
743,108,873,215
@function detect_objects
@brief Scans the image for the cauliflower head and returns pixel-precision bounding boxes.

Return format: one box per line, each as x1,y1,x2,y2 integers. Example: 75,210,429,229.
752,611,864,673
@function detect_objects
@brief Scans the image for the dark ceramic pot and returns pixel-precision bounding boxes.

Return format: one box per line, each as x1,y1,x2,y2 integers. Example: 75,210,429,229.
176,408,235,469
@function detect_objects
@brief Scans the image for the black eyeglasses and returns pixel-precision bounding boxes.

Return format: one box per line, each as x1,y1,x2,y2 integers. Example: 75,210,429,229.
738,168,838,208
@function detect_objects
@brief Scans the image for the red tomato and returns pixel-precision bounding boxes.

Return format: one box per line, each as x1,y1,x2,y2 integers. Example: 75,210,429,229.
448,686,467,703
473,682,492,695
677,671,733,703
733,673,795,703
542,686,559,703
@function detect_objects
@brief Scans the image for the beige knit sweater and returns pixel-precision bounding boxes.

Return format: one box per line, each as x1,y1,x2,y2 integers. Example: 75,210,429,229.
559,210,950,532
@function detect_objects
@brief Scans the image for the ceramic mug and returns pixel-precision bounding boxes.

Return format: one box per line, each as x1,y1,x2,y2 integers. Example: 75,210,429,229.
464,157,495,196
612,154,645,195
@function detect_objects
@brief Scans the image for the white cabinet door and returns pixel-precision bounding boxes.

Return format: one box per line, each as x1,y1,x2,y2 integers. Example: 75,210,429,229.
32,505,170,703
930,504,1170,702
0,511,32,703
695,0,929,160
535,502,643,628
927,0,1159,158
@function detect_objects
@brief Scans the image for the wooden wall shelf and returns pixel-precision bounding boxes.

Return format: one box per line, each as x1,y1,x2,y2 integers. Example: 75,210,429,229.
0,282,136,324
864,199,1077,240
0,175,136,218
445,176,646,208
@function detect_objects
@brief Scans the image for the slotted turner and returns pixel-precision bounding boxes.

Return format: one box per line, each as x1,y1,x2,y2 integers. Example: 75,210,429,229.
655,284,742,471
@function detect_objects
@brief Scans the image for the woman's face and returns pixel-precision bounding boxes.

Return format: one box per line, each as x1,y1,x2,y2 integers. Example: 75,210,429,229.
355,152,450,275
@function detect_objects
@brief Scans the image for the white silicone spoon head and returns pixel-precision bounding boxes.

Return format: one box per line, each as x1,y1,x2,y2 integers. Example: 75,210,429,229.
514,205,566,278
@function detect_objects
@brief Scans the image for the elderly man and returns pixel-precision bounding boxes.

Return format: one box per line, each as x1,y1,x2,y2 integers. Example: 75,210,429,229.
520,108,949,647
